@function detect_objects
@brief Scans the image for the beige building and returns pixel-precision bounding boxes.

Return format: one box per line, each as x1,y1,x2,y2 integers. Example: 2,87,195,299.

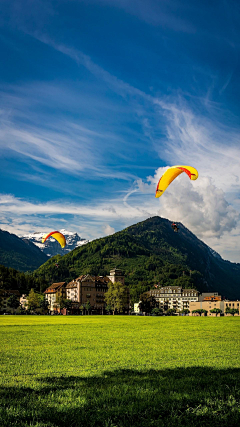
189,300,224,315
107,268,125,285
189,300,240,316
65,274,109,312
65,269,129,313
224,301,240,316
44,282,66,312
148,286,199,312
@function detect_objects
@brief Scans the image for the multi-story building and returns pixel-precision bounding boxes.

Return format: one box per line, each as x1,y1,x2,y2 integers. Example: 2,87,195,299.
65,274,109,312
189,300,225,315
65,269,130,313
198,292,220,302
44,282,66,312
189,299,239,316
148,286,199,312
224,301,240,315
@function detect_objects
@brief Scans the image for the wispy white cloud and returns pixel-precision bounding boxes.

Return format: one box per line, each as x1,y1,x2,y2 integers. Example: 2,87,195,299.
0,83,139,182
1,173,240,262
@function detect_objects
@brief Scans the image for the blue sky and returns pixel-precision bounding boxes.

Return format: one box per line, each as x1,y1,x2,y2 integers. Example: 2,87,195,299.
1,0,240,262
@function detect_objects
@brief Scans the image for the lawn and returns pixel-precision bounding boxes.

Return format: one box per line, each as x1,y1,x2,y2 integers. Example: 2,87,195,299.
0,315,240,426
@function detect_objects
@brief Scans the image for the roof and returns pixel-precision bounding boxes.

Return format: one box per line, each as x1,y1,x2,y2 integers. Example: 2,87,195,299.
66,276,85,289
66,275,110,288
44,282,66,294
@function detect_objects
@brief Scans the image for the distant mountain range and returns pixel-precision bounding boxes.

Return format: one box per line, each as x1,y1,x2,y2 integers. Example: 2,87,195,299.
0,229,49,271
22,229,88,257
34,216,240,300
1,217,240,300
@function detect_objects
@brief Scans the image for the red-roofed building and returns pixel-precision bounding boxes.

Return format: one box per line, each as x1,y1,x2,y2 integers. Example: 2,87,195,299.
44,282,66,312
66,274,110,313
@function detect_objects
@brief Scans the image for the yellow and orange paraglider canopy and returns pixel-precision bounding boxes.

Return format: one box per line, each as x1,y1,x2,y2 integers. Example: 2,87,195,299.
42,231,66,248
155,165,198,198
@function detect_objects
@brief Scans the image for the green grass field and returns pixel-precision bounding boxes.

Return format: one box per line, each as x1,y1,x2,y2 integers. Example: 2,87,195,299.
0,315,240,427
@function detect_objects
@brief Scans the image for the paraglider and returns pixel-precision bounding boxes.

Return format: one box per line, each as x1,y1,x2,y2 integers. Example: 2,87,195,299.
171,223,179,233
155,165,198,198
42,231,66,248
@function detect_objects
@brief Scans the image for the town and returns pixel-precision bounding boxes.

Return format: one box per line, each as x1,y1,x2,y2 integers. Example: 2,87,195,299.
1,268,239,317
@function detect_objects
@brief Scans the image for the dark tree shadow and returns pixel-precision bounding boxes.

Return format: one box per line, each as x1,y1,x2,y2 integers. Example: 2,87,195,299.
1,367,240,427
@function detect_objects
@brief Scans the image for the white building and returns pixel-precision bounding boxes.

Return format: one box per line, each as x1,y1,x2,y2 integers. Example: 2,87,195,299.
149,286,199,311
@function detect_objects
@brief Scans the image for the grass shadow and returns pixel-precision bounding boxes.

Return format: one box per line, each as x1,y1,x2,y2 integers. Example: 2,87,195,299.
1,366,240,426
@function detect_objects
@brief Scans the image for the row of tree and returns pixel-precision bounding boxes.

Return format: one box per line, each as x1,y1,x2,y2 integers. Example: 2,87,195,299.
147,307,239,316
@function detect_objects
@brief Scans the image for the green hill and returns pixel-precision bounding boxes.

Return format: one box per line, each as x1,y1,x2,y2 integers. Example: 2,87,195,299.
0,229,49,272
34,216,240,301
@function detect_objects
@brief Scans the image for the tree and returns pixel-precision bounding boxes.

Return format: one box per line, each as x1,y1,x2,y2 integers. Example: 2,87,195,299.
225,307,239,316
104,281,128,314
192,309,208,316
105,304,112,315
179,309,190,315
39,295,49,313
80,304,85,315
85,301,92,315
7,293,20,313
62,299,72,311
139,293,156,314
166,308,176,316
210,308,222,316
151,307,163,316
27,289,40,312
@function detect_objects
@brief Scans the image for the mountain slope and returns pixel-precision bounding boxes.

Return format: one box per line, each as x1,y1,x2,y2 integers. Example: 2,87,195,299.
22,229,88,257
0,229,49,271
34,216,240,300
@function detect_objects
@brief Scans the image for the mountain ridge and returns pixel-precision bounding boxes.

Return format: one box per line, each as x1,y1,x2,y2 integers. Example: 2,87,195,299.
0,229,49,271
33,216,240,301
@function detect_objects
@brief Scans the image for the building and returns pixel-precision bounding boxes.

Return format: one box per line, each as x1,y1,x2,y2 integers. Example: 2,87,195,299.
20,294,28,309
224,301,240,315
44,282,66,312
134,303,140,313
107,268,125,285
148,286,199,312
189,300,225,315
189,300,240,316
198,292,220,302
45,269,129,314
65,274,109,312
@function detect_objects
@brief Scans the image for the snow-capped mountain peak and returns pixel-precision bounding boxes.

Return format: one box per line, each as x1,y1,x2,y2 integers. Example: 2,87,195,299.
21,230,88,257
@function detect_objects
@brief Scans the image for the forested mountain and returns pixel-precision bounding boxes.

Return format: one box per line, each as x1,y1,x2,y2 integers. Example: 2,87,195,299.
33,217,240,301
0,264,44,295
0,229,49,272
